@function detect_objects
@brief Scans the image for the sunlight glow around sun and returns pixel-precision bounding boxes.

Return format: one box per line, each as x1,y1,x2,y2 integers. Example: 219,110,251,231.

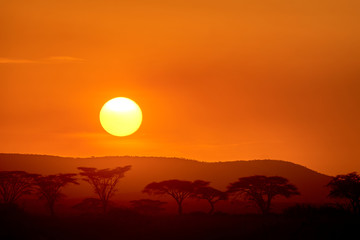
99,97,142,137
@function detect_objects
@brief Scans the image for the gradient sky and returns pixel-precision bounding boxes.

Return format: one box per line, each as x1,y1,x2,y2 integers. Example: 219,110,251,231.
1,0,360,175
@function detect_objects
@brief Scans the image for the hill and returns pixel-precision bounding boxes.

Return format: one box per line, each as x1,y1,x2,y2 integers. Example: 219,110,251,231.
0,153,331,205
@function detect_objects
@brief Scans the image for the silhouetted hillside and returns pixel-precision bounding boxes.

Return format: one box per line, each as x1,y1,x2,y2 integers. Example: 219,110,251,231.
0,153,331,206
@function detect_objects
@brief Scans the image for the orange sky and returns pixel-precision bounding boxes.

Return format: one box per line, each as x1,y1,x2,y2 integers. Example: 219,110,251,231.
1,0,360,175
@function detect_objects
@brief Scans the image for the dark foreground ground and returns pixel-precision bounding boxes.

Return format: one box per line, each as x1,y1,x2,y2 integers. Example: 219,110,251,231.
1,205,359,240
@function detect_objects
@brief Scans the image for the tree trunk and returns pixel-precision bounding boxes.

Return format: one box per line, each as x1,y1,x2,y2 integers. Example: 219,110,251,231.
260,206,268,215
49,201,55,217
102,200,108,213
208,201,215,215
264,195,272,215
256,200,268,215
177,201,183,215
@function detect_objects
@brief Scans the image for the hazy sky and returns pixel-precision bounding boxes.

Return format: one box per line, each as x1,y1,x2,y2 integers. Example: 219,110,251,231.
1,0,360,175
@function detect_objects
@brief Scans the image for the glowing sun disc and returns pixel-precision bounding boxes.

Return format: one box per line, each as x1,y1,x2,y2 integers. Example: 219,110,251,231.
100,97,142,136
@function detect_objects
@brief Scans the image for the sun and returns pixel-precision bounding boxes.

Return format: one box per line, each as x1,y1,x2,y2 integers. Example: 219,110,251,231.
99,97,142,137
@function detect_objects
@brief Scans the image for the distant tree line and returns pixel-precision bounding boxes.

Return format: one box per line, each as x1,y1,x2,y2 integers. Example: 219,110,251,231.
1,167,360,216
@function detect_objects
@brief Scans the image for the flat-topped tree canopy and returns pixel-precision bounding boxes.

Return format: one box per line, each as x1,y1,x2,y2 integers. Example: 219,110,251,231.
78,166,131,212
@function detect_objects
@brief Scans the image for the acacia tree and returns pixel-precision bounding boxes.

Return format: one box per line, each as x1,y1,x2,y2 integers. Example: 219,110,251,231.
78,166,131,213
143,179,209,215
194,186,227,214
34,173,78,216
227,175,300,214
0,171,39,204
327,172,360,214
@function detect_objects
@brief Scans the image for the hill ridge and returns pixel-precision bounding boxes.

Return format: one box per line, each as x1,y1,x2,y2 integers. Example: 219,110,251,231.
0,153,331,203
0,153,320,168
0,153,329,178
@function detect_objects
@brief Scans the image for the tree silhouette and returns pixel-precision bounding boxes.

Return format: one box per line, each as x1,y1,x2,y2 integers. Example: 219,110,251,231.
130,199,167,215
0,171,38,204
143,179,208,215
78,166,131,213
327,172,360,214
34,173,78,216
194,186,228,214
227,175,300,214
